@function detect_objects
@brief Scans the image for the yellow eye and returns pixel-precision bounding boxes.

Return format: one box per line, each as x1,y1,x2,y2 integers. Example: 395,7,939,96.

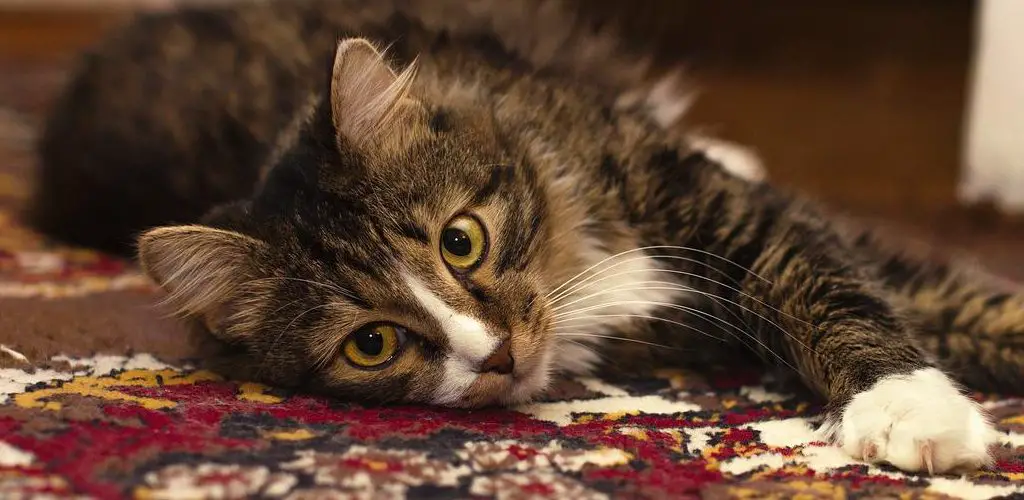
343,324,406,368
440,214,487,270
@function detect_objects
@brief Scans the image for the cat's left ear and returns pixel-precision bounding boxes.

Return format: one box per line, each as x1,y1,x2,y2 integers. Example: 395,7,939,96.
137,225,263,335
329,37,429,153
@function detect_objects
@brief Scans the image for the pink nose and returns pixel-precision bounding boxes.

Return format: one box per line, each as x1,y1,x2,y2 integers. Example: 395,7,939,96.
479,339,514,375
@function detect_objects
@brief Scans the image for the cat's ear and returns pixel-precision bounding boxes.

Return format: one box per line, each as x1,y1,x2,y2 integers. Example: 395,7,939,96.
137,225,263,324
329,37,428,152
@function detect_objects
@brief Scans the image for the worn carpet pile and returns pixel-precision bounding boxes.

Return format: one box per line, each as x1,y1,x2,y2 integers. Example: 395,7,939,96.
0,65,1022,499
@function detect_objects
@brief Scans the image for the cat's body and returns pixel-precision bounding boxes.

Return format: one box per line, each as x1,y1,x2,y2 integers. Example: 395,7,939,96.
31,0,706,254
30,0,1023,475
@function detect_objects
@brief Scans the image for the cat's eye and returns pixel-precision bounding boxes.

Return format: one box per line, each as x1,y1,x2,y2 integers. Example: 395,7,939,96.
343,324,407,369
440,214,487,270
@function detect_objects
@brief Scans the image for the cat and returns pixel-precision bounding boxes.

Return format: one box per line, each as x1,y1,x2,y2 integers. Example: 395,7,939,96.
29,0,1022,475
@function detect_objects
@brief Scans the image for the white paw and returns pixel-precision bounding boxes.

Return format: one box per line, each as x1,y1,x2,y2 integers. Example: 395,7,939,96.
824,368,998,474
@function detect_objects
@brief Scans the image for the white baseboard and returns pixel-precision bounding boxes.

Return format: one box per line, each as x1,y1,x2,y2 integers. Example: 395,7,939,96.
961,0,1024,212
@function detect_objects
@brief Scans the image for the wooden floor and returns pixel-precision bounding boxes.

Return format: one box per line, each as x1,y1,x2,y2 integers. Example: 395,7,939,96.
2,0,1023,249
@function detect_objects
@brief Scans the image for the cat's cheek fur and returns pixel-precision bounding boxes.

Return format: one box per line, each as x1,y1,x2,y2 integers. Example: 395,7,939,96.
553,340,604,375
821,368,998,473
544,243,686,378
434,357,480,406
564,241,687,330
507,347,554,405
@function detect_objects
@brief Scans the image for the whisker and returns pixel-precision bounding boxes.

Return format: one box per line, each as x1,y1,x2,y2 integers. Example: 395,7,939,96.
554,332,677,350
545,245,772,302
552,297,761,340
257,303,336,377
559,337,602,354
562,282,764,356
556,337,618,371
311,336,345,372
553,299,756,349
266,297,314,318
241,276,358,300
548,265,818,334
553,299,801,373
553,279,812,346
548,254,744,306
550,313,729,343
550,281,689,312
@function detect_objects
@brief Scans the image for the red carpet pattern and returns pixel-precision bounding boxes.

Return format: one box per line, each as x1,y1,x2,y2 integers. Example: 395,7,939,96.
1,353,1023,499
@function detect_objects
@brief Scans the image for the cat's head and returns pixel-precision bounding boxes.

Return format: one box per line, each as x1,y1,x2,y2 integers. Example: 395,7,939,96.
137,38,589,407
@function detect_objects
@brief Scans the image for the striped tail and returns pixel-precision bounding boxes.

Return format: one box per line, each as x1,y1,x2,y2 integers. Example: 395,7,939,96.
860,233,1024,394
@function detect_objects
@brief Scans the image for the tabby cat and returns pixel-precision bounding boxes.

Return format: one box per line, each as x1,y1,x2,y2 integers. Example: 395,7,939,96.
30,0,1023,475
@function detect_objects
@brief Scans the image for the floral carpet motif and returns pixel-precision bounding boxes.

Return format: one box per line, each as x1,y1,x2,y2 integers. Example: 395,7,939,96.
1,355,1023,499
0,67,1022,500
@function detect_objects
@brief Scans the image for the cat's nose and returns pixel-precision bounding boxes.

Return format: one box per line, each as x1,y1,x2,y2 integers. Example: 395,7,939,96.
479,339,514,375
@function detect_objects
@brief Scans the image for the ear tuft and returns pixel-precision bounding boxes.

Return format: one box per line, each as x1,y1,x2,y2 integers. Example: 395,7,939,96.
137,225,262,318
330,37,423,148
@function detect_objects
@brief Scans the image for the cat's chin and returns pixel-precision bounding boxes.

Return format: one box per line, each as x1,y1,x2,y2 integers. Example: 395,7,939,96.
503,344,556,406
468,371,552,409
441,349,555,409
441,379,545,409
503,375,551,407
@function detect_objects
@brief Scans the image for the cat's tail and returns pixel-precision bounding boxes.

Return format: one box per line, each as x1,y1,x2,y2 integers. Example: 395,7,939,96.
912,276,1024,395
856,232,1024,395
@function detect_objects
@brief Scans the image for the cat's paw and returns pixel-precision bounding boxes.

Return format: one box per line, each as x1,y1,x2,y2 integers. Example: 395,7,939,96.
822,368,997,474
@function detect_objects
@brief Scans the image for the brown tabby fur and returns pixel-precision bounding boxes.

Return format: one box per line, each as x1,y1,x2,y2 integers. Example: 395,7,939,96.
29,0,1022,469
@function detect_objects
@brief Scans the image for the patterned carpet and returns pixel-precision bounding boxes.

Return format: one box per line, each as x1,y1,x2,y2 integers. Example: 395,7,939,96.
1,64,1023,500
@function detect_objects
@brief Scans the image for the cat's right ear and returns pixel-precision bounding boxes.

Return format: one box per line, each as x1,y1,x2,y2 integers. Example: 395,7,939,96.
329,37,428,152
137,225,263,329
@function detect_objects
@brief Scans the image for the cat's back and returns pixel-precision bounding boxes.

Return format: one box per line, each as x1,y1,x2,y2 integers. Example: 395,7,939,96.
30,0,683,255
30,1,341,254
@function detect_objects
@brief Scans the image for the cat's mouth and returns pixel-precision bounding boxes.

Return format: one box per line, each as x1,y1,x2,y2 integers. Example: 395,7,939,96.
454,339,553,408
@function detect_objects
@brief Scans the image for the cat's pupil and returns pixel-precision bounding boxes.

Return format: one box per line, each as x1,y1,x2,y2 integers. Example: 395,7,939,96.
443,228,472,257
356,330,384,356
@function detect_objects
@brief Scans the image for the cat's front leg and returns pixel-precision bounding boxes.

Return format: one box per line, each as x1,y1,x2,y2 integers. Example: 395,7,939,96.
739,232,998,473
664,153,1000,473
745,236,997,473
